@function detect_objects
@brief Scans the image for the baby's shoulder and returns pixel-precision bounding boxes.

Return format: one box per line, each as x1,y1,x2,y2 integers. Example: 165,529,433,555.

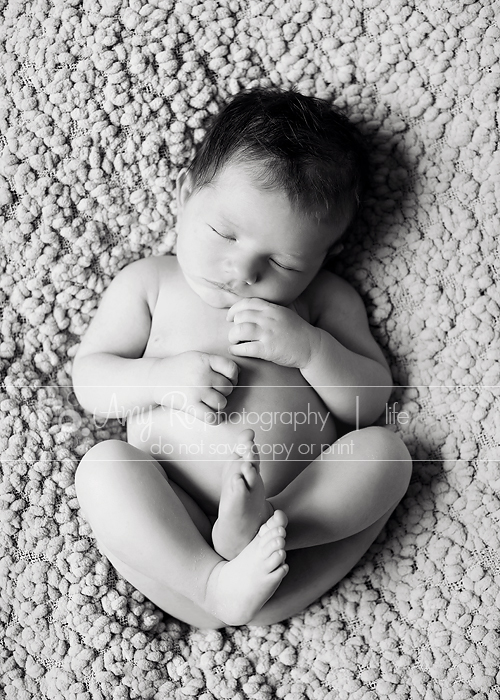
299,269,361,325
119,254,180,313
129,254,178,274
119,253,177,281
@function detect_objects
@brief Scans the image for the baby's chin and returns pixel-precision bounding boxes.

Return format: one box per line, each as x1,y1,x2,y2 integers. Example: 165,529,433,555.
200,295,235,309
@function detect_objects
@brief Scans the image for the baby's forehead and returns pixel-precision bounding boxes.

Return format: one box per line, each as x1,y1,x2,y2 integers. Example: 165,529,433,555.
212,159,343,219
204,160,350,244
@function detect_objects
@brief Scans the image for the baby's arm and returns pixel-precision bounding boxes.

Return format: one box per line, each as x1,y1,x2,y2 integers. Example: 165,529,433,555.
298,271,392,426
73,257,237,423
73,258,163,418
227,271,391,426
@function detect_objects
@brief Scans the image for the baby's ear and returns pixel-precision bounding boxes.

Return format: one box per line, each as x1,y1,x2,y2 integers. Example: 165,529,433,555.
176,168,194,209
329,241,344,256
324,241,344,263
322,241,344,269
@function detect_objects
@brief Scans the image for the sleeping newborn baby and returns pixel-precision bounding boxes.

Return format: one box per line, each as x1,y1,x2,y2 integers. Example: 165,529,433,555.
72,87,412,628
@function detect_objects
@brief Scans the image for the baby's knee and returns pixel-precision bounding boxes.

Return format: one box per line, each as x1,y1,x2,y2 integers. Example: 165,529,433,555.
76,438,123,481
75,440,130,513
359,426,412,492
363,425,410,458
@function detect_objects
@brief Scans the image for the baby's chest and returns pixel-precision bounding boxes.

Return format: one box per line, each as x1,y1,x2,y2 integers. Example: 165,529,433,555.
144,293,301,395
143,286,324,411
145,293,231,358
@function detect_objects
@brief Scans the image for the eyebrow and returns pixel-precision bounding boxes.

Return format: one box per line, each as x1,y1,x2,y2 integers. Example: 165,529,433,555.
277,251,307,262
217,213,240,231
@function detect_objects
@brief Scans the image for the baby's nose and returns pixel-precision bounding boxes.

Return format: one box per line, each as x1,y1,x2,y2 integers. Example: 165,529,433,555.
232,256,261,285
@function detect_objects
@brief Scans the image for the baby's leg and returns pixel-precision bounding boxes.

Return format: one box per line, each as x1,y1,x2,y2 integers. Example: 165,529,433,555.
213,426,411,554
75,440,288,627
218,426,411,626
250,499,400,625
203,427,411,625
104,499,399,628
269,426,412,550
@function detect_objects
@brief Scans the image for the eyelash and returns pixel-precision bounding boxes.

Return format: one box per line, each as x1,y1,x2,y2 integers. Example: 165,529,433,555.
213,228,235,242
271,260,296,272
210,227,298,272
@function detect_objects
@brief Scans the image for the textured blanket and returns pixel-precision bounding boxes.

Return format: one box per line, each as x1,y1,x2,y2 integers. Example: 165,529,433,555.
1,0,500,697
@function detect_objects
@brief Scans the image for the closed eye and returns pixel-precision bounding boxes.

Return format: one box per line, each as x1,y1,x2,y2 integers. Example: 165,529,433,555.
209,225,299,270
210,226,235,241
270,259,299,272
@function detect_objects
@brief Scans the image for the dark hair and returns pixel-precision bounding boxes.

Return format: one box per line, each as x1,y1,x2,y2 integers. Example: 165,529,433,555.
187,87,368,225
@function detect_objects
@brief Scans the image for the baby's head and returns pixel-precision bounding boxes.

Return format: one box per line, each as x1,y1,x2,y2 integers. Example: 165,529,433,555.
176,88,368,308
187,87,367,245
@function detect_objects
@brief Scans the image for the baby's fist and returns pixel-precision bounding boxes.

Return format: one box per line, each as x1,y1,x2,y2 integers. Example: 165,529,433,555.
227,298,320,368
150,351,239,424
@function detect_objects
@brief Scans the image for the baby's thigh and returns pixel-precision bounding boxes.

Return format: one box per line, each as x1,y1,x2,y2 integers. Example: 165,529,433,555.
75,439,212,543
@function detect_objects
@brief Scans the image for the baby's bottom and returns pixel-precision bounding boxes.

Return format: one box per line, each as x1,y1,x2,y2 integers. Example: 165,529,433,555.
75,427,411,628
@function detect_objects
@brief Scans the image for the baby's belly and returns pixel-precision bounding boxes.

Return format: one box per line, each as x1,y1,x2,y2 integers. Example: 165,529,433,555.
127,359,336,514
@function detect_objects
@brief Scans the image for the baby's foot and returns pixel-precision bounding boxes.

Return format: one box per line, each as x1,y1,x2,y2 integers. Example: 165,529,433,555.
212,429,274,560
205,511,289,626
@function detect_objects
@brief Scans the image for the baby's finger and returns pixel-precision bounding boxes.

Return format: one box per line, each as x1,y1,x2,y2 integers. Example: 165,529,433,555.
183,402,223,426
226,297,272,322
230,309,266,325
228,321,260,345
202,388,228,412
228,340,265,359
208,354,239,384
211,375,234,397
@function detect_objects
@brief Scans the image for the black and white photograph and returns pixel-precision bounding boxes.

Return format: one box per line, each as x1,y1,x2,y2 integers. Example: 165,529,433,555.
1,0,499,697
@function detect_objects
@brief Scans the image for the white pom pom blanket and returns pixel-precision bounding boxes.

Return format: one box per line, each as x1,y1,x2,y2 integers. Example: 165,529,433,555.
1,0,499,697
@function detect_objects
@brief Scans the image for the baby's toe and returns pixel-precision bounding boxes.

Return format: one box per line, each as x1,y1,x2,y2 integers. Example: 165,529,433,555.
271,510,288,529
258,519,271,536
267,549,287,571
236,429,255,447
259,512,283,537
261,509,287,534
260,524,286,541
230,473,249,497
259,524,286,547
241,461,258,487
262,535,286,557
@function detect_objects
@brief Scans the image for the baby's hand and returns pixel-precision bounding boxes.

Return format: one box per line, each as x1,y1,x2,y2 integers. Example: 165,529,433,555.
227,298,321,368
150,351,239,424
